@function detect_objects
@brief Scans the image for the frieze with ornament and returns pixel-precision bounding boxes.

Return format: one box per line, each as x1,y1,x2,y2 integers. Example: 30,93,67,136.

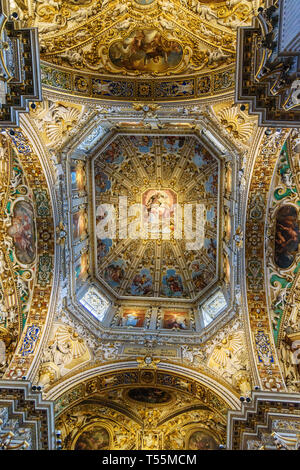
1,130,54,380
53,369,231,419
40,63,236,102
266,138,300,343
245,128,291,391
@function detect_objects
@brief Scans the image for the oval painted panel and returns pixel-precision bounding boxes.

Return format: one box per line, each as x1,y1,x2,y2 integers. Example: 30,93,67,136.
7,200,36,265
128,387,172,404
275,205,300,269
135,0,155,4
74,426,110,450
187,430,218,450
109,30,183,73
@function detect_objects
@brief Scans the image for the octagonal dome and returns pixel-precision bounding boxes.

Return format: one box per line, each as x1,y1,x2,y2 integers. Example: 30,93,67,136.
91,133,221,302
66,122,236,338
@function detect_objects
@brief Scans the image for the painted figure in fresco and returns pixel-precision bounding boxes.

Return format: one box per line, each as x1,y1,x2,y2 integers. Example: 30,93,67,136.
131,269,152,295
190,261,212,290
193,144,213,168
121,311,145,327
163,313,187,329
97,238,112,259
76,253,89,280
75,427,109,450
109,30,183,73
130,136,153,153
73,211,86,240
7,201,35,264
128,387,171,404
205,172,218,195
143,189,176,235
187,431,218,450
94,171,111,193
275,205,300,269
162,269,184,297
102,142,123,164
206,238,217,259
104,260,125,287
145,192,169,218
163,136,185,151
122,313,139,327
71,163,85,192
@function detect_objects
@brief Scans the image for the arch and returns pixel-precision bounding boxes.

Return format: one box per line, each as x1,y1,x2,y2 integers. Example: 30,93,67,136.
2,116,59,381
45,361,241,412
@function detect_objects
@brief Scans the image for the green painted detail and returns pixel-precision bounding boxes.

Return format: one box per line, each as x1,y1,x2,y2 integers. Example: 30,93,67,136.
274,187,294,200
12,166,22,173
279,163,290,175
274,313,283,344
270,275,290,288
294,262,300,274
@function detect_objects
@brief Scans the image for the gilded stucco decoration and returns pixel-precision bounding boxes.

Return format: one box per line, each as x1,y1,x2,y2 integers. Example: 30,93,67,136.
265,131,300,393
245,128,291,392
92,133,222,301
11,0,263,101
0,130,54,380
207,330,251,395
211,101,257,147
52,368,232,449
38,323,91,389
28,99,90,151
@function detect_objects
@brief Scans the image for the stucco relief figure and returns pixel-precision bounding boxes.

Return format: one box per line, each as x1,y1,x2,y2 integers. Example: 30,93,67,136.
278,338,300,392
109,30,183,73
46,338,72,366
208,331,249,386
7,201,36,265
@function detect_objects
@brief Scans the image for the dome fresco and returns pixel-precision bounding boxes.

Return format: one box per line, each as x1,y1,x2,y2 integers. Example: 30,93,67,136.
92,134,221,300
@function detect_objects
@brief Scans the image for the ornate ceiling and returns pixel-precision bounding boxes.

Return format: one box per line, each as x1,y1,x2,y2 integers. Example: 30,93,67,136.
92,134,220,301
24,0,263,102
0,0,300,452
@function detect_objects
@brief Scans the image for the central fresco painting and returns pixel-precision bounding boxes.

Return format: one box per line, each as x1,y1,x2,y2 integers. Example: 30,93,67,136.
109,30,183,73
92,134,220,300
